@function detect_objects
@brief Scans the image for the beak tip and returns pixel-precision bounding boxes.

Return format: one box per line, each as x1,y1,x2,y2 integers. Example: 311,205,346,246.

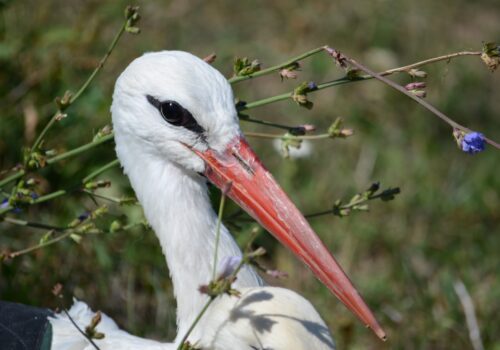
373,326,387,341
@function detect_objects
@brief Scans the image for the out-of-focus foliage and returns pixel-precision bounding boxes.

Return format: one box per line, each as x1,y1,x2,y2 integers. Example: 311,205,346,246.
0,1,499,349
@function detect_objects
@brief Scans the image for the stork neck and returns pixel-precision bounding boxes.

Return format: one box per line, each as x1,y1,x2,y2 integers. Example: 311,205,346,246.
120,150,261,339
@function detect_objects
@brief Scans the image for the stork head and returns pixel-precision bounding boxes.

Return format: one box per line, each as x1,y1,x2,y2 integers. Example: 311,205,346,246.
111,51,239,173
111,51,386,341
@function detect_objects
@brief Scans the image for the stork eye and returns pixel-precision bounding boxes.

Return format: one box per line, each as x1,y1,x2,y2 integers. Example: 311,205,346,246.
160,101,184,125
146,95,205,134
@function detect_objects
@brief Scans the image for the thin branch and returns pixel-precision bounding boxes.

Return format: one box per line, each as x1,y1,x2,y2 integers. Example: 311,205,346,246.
212,192,227,280
62,309,101,350
2,217,66,231
0,190,68,216
306,186,399,218
229,47,324,84
381,51,481,76
244,131,331,140
2,214,144,260
82,190,137,206
0,170,25,189
30,19,129,154
177,228,258,350
343,55,500,149
82,159,120,184
239,115,297,131
47,134,114,165
83,190,121,204
176,298,214,350
6,231,71,259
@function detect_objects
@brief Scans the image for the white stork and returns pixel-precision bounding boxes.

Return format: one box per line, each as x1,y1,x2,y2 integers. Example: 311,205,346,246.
9,51,387,349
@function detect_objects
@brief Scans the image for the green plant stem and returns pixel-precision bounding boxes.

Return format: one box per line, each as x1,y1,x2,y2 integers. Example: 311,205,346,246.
83,190,121,204
7,231,71,259
306,191,392,219
30,21,128,154
239,115,296,130
2,217,66,231
2,218,146,261
229,47,325,84
244,131,331,140
0,170,24,189
176,297,215,350
239,91,292,111
35,190,68,205
0,189,68,216
177,249,250,350
69,25,127,105
61,308,101,350
83,190,136,205
212,193,227,280
47,134,114,165
82,159,120,184
0,133,114,191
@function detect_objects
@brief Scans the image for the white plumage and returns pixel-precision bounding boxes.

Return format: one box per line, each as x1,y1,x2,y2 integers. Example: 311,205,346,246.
49,51,336,349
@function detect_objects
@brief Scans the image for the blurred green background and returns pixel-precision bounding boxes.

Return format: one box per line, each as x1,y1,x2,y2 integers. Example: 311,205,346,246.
1,1,499,349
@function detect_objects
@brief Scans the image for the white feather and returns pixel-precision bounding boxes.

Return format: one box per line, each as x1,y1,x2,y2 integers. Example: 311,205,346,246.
46,51,335,349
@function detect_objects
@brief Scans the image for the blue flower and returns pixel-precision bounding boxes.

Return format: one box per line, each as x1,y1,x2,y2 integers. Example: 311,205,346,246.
2,198,21,213
307,81,318,91
461,132,486,154
78,211,91,221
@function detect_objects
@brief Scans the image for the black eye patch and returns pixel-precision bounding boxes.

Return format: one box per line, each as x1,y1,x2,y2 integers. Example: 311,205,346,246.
146,95,205,134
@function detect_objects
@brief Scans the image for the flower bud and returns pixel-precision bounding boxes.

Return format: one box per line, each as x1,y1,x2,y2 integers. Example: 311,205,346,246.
301,124,316,132
411,90,426,98
405,82,426,90
307,81,318,91
408,69,427,78
203,53,216,64
279,68,298,80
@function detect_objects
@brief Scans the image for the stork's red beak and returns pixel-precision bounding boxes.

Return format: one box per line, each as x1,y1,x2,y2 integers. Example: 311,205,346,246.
192,136,386,341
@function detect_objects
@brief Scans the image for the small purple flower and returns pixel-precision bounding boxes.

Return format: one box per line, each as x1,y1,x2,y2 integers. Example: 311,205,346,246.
405,82,426,90
30,192,39,200
1,198,21,213
307,81,318,91
461,132,486,154
217,256,242,279
78,211,91,221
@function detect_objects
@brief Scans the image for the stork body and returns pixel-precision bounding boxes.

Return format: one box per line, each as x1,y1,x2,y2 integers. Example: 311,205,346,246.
5,50,387,349
49,51,337,350
51,288,333,350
